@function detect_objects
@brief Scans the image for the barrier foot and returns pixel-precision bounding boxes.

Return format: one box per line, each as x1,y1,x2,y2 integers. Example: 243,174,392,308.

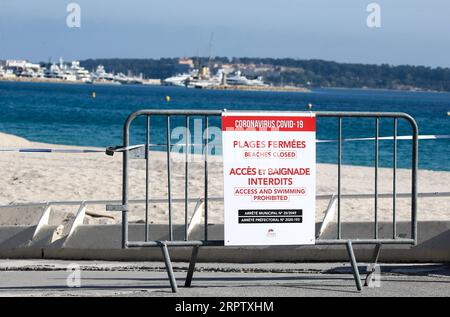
365,243,382,287
160,242,178,293
184,246,200,287
346,241,362,291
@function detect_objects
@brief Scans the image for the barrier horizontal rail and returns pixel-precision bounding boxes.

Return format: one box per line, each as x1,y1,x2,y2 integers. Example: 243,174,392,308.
1,191,447,209
125,238,416,248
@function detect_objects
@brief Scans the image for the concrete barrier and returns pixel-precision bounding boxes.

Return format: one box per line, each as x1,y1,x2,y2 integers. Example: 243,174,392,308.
0,222,449,262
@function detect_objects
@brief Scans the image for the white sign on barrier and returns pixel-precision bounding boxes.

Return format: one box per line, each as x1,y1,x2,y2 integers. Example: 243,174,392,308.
222,112,316,246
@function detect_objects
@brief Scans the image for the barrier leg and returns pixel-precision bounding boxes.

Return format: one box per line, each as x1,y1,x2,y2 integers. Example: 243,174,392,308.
346,241,362,291
160,242,178,293
365,243,382,287
184,246,200,287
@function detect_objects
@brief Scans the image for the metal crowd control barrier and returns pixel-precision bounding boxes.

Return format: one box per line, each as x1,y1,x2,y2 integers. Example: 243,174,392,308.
107,110,418,293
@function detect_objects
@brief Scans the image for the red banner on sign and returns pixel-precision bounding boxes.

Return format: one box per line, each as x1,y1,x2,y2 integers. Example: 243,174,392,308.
222,116,316,132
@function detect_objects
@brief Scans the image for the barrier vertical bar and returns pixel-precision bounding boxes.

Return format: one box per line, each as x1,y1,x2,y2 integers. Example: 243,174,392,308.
374,118,379,239
145,115,150,241
122,117,130,248
411,118,419,244
166,115,173,240
204,115,209,240
337,117,342,239
393,118,397,239
185,115,189,241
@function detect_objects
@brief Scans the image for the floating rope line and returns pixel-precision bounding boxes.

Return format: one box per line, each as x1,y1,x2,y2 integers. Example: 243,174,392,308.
316,134,450,143
0,148,105,153
0,134,449,153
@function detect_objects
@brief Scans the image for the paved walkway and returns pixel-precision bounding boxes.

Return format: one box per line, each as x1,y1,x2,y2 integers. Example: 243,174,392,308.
0,260,449,297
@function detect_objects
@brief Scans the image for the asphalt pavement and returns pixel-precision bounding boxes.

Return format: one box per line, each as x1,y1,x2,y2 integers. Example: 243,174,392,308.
0,260,448,297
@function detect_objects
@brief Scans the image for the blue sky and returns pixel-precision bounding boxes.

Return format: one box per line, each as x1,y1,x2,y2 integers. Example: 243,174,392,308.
0,0,449,67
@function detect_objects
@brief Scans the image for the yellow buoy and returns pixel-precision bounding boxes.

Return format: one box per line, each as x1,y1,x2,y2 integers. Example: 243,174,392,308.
165,96,171,102
92,92,96,99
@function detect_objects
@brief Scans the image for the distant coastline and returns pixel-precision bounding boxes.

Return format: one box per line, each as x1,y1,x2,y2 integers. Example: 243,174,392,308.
0,77,312,92
79,57,450,93
321,86,446,94
0,76,81,85
0,75,158,86
205,84,310,93
3,57,450,93
0,77,443,94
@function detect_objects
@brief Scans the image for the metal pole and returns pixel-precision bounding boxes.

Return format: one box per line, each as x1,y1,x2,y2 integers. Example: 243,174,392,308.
185,115,189,241
145,115,150,241
204,116,209,241
393,118,397,239
337,117,342,239
122,116,131,249
184,246,200,287
374,118,379,239
160,243,178,293
411,119,419,244
346,240,362,291
166,115,173,240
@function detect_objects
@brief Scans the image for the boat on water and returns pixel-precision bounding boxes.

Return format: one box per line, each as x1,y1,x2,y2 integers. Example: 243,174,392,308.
226,70,267,87
185,67,222,88
0,58,149,85
70,61,91,83
89,65,143,85
89,65,117,84
114,72,142,85
42,59,91,82
163,67,267,89
163,73,192,87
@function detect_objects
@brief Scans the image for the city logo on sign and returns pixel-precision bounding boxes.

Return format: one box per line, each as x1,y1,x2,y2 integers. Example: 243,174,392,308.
266,228,276,238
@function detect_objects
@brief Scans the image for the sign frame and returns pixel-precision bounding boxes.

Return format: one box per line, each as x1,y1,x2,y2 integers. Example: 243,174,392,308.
222,111,316,246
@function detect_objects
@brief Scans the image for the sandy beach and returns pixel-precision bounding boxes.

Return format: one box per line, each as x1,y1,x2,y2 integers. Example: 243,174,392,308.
0,132,448,226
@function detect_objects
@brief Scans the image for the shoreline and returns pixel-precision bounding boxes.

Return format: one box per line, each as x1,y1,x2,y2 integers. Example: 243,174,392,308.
0,77,310,92
3,77,449,94
322,86,446,94
205,84,311,93
0,76,82,85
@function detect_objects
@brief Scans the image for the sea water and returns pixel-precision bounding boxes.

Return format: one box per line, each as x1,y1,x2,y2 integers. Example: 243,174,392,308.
0,81,449,171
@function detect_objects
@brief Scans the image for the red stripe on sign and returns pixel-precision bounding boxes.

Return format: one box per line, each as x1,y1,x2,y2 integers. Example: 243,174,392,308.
222,116,316,132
